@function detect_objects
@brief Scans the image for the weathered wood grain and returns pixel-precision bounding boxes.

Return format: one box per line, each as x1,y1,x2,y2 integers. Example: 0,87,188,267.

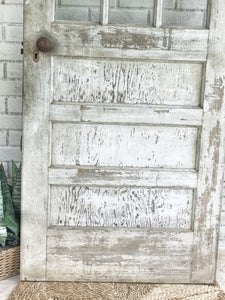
51,47,207,62
22,0,52,281
50,104,203,126
47,227,193,282
50,186,193,229
52,123,198,169
23,0,225,285
191,0,225,283
48,167,198,188
53,58,203,106
51,23,209,53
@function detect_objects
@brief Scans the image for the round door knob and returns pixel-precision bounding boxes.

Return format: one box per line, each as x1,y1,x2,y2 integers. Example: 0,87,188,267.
36,37,52,52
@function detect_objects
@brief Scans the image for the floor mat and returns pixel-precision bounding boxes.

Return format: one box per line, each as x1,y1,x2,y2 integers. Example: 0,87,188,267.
9,282,225,300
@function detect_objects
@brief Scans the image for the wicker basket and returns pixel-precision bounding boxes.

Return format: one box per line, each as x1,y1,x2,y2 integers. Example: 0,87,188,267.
0,246,20,281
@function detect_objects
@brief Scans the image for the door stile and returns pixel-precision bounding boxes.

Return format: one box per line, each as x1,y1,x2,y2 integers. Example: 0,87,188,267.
191,0,225,283
21,0,54,281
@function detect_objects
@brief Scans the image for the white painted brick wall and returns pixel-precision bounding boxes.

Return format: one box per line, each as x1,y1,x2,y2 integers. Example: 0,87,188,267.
0,0,23,177
0,0,225,248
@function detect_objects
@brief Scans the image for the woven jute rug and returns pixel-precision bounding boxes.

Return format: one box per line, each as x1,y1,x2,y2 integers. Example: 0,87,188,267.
9,282,225,300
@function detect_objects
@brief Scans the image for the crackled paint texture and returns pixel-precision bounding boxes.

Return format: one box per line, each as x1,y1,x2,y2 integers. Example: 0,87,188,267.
50,186,193,228
53,59,202,106
52,123,198,169
22,0,225,284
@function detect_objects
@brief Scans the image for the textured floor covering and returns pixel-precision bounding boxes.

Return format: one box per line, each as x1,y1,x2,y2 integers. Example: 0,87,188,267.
9,282,225,300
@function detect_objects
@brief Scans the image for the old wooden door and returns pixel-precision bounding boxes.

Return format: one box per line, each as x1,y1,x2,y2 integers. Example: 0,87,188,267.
22,0,225,283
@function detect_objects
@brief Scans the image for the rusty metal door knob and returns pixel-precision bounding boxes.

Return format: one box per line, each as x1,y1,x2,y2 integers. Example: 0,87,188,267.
36,37,52,52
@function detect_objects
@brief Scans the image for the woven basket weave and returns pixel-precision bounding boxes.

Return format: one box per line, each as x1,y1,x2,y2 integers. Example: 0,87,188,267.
9,282,225,300
0,246,20,281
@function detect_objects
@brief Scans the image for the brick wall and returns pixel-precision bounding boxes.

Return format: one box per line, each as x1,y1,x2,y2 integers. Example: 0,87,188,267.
1,0,225,248
0,0,23,178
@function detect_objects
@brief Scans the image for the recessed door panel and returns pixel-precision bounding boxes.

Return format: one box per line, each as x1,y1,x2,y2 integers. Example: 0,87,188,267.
51,123,198,169
50,186,193,229
53,58,203,106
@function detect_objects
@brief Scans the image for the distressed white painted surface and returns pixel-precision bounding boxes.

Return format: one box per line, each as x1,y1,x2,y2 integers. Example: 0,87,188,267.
22,0,225,284
191,0,225,283
22,0,52,281
50,186,193,229
51,24,209,53
52,123,198,169
48,168,198,188
50,104,203,126
47,227,193,282
53,58,202,106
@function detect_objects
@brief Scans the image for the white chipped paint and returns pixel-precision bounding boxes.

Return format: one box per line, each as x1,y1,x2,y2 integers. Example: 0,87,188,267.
53,58,202,106
52,123,198,169
50,186,193,229
22,0,225,284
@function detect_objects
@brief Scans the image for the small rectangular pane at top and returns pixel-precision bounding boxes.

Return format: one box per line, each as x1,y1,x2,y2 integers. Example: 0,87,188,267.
55,0,101,22
109,0,154,25
162,0,208,28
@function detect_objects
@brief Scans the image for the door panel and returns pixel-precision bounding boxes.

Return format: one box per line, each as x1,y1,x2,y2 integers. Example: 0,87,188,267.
47,227,193,282
50,186,193,229
52,123,198,168
53,58,203,106
22,0,225,283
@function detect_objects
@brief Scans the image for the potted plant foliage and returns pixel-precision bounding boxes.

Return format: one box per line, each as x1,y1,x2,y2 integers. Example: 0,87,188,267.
0,162,21,280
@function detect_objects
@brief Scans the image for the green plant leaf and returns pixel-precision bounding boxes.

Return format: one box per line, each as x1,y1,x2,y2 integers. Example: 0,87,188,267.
0,164,19,242
0,181,4,219
0,209,19,236
6,231,19,247
12,163,21,220
0,225,7,247
0,164,14,213
12,161,19,189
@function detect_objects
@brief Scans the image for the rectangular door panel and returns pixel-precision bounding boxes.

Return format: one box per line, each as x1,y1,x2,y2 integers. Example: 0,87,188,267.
49,186,193,229
53,58,203,106
51,123,198,169
47,227,193,282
